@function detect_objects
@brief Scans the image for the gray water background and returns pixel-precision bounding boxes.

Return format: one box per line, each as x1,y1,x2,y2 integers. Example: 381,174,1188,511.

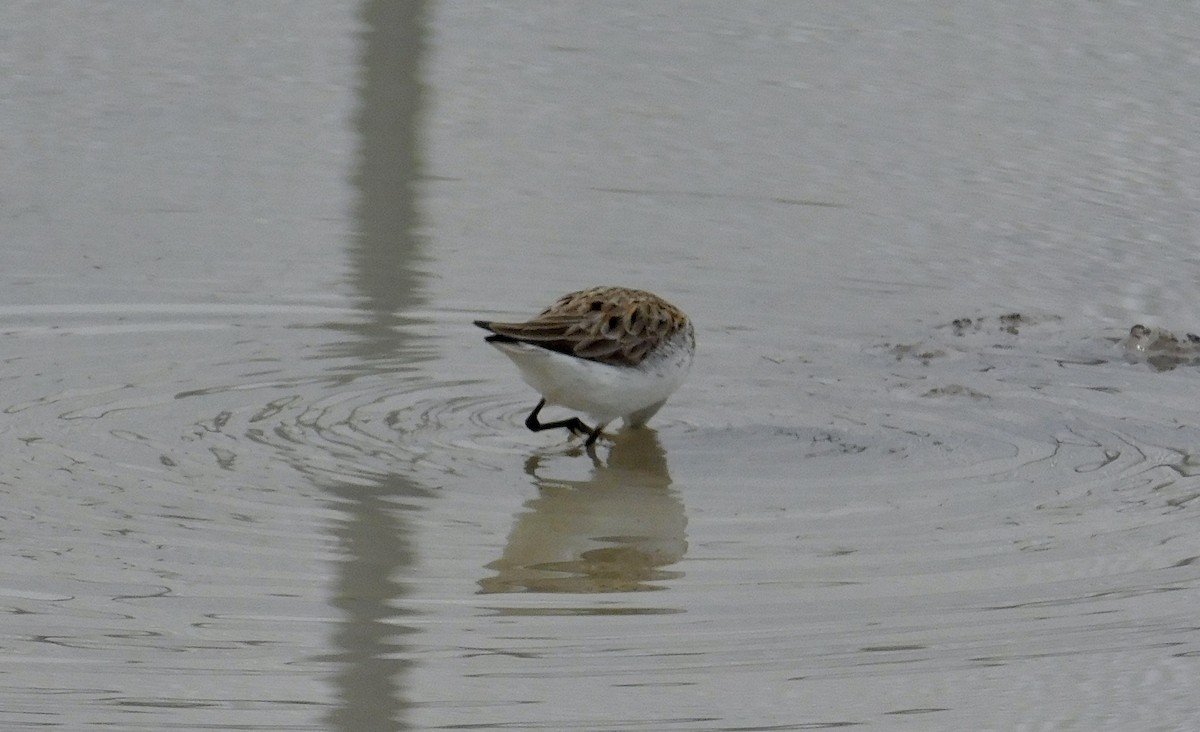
3,2,1200,730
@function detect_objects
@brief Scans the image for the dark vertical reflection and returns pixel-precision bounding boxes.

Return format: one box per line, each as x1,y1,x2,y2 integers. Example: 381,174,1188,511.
350,0,428,345
324,482,422,732
323,1,428,731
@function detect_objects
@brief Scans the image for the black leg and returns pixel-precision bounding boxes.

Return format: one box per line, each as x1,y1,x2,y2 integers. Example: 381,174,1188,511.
524,399,593,438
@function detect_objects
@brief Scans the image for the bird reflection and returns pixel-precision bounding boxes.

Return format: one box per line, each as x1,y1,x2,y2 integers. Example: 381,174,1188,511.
478,430,687,593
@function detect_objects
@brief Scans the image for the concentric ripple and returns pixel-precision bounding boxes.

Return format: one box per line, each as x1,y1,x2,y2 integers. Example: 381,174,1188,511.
4,304,1200,729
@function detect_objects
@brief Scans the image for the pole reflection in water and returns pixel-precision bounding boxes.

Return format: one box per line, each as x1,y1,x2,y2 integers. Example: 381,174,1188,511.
479,431,688,595
322,0,428,730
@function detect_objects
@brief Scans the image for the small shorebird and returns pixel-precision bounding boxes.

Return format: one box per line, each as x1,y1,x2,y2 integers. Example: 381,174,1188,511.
475,286,694,447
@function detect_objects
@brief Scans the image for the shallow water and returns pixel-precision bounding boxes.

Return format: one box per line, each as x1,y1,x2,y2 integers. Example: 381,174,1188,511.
4,2,1200,730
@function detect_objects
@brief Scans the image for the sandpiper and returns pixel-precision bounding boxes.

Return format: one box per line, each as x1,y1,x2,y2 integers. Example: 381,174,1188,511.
475,286,694,446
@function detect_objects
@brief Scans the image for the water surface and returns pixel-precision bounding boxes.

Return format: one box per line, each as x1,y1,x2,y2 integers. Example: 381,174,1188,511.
3,2,1200,730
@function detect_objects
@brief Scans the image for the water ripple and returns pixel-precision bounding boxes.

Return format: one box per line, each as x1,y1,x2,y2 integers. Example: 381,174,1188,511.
4,305,1200,729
